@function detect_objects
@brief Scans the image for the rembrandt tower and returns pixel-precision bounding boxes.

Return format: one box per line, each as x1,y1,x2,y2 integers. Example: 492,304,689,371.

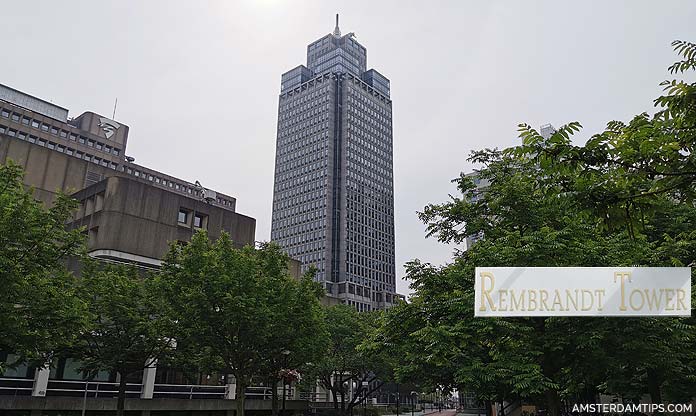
271,16,397,311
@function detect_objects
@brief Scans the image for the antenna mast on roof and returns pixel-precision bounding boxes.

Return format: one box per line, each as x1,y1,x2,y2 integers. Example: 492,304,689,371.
333,13,341,37
112,97,118,119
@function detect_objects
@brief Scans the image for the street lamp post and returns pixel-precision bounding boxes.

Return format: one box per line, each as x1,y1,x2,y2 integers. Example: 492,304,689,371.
349,381,357,416
281,349,290,416
396,383,400,416
411,391,418,416
362,381,369,416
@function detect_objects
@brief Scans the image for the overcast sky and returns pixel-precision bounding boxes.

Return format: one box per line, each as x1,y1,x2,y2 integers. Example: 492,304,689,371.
3,1,695,295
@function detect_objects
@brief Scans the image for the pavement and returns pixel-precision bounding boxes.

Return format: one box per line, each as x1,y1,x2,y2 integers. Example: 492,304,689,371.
383,409,459,416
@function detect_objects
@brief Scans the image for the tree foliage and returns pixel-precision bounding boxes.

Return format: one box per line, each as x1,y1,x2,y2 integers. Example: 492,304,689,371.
307,305,398,415
159,232,326,416
72,262,176,416
0,161,87,369
373,40,696,415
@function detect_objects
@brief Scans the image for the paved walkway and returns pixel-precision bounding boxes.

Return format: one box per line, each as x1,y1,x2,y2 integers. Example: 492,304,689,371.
383,409,459,416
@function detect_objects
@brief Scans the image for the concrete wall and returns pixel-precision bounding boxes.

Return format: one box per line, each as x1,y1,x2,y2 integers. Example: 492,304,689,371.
1,135,256,259
0,133,120,206
70,176,256,259
0,396,308,414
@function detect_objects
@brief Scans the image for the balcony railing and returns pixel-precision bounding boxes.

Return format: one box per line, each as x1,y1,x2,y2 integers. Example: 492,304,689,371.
0,378,299,401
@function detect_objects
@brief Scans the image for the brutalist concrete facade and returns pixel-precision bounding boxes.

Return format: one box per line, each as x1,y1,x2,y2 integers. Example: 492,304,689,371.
0,86,256,264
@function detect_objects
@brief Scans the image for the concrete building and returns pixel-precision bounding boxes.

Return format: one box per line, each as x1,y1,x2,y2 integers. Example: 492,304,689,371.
0,82,272,415
0,83,256,267
271,15,400,311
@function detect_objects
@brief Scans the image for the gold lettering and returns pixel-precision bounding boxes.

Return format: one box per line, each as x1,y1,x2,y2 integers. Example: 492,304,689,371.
566,289,579,311
581,289,594,311
479,272,496,311
614,271,632,311
540,290,550,311
595,289,606,311
664,289,675,311
510,290,525,311
644,289,664,311
629,289,644,311
498,289,508,312
528,290,537,311
551,290,563,311
676,289,687,310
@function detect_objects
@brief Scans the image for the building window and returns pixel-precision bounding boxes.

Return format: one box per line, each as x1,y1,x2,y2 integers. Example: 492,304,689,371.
193,213,208,229
178,209,191,226
0,109,9,118
40,124,49,132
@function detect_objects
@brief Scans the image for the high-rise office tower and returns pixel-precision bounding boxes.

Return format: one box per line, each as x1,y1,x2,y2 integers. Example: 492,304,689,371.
271,15,398,311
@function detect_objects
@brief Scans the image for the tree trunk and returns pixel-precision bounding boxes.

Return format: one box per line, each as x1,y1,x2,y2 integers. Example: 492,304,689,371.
271,379,279,416
544,390,561,416
116,372,127,416
646,368,662,405
332,387,340,410
485,400,493,416
535,318,561,416
236,379,247,416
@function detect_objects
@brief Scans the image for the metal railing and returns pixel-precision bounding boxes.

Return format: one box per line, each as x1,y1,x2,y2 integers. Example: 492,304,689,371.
0,377,304,401
46,380,143,398
0,378,33,396
299,391,329,402
153,383,225,399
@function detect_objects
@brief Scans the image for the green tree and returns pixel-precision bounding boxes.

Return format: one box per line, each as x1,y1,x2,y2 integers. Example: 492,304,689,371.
160,232,326,416
72,262,176,416
306,305,397,415
0,161,87,370
260,264,328,416
375,39,696,414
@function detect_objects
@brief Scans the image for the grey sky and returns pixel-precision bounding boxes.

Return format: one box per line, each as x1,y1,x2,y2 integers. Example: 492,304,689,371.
2,0,695,296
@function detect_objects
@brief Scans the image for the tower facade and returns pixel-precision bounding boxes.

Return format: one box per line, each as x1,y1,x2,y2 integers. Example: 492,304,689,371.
271,16,397,310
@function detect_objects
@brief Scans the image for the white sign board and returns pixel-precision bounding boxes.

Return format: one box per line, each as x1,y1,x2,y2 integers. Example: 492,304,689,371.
475,267,691,317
